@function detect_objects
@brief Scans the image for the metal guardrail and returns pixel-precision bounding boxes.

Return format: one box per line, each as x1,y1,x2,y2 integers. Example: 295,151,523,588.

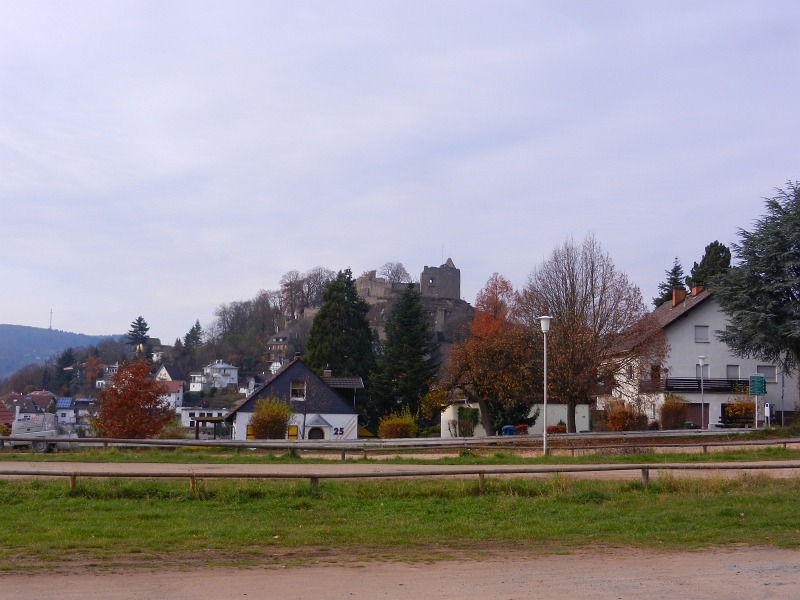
2,432,798,458
2,461,799,492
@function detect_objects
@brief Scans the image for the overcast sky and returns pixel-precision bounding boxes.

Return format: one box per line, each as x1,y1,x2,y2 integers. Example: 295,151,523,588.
1,1,799,342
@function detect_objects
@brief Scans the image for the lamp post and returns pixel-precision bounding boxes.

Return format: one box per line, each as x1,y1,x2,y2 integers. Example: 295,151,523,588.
698,356,706,429
539,316,553,456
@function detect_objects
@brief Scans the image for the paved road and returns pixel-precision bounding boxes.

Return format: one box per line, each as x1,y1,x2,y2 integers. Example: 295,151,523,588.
2,460,800,481
1,548,798,599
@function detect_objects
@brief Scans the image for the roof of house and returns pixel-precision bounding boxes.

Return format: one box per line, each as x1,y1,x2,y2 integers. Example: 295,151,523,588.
651,289,713,330
0,402,13,426
205,360,237,370
323,376,365,389
56,397,73,409
162,380,184,394
3,397,40,414
158,365,187,381
225,358,357,418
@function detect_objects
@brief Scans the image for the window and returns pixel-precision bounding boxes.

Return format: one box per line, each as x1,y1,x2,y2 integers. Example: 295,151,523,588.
694,326,709,343
217,412,223,417
625,365,634,379
650,365,662,380
695,363,709,378
291,380,306,399
61,413,66,418
757,365,777,382
428,278,435,286
189,412,195,418
189,421,195,427
726,365,740,379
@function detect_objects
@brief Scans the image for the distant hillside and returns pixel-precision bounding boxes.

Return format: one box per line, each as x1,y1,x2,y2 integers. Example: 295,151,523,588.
0,324,116,379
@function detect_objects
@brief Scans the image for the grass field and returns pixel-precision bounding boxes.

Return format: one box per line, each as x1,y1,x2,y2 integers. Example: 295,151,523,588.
1,445,800,465
1,473,799,571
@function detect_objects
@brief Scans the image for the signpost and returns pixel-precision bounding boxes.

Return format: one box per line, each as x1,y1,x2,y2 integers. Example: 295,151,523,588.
749,374,766,429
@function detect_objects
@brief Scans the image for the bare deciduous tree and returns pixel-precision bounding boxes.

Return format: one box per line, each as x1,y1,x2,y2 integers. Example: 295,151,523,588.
303,266,336,308
379,262,413,283
517,234,668,432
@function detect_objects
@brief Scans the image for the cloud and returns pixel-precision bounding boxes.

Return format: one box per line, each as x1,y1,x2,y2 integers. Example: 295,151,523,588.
1,1,799,340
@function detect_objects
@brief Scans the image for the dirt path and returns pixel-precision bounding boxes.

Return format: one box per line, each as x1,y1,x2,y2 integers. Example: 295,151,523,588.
1,548,798,599
2,460,800,481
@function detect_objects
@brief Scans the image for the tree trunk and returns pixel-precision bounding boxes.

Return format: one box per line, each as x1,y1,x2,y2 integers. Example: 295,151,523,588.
475,397,494,437
567,400,576,433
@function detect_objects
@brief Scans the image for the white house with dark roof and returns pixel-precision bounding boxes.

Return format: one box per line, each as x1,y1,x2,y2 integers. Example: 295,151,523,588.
607,286,798,428
189,360,239,392
225,358,360,441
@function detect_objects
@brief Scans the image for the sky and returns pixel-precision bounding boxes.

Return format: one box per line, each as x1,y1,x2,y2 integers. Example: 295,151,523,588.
1,1,799,343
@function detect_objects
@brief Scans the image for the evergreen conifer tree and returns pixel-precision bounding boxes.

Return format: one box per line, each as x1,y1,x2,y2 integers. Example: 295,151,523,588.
371,284,439,417
305,269,375,379
715,182,800,373
653,258,687,307
685,241,731,288
126,316,150,347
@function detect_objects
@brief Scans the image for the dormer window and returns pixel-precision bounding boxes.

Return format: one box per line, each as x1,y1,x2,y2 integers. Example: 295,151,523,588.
291,381,306,400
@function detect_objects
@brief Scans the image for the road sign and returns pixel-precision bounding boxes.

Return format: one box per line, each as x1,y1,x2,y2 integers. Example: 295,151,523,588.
749,374,766,396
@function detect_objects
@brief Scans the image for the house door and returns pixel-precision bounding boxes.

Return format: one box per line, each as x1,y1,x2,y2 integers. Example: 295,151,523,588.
307,427,324,440
686,404,710,428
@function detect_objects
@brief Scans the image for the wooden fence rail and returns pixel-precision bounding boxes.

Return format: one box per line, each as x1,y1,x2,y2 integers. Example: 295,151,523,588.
2,462,799,492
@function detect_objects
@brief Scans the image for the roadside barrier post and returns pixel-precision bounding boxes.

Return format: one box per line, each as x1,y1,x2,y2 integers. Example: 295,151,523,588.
641,468,650,487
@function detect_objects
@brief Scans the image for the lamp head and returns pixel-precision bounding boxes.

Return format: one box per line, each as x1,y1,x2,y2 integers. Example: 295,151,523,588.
539,315,553,333
698,355,706,366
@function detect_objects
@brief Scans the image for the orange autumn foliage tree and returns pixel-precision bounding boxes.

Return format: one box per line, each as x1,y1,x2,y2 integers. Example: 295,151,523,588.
93,359,173,438
437,274,539,435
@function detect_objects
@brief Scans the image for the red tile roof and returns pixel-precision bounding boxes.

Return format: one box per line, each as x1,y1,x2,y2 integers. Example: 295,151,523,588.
651,289,712,330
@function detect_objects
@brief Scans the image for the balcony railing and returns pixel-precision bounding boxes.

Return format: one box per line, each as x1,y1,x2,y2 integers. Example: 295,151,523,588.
640,378,751,394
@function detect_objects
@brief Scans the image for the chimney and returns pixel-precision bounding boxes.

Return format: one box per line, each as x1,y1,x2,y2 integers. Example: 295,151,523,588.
323,368,332,378
15,405,20,419
672,288,687,307
691,284,706,297
294,352,301,360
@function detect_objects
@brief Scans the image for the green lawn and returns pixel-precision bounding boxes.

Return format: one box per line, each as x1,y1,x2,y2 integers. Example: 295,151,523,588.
1,474,799,570
1,445,800,465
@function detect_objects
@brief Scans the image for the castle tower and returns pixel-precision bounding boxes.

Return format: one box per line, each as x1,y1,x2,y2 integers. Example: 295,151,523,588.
420,258,460,301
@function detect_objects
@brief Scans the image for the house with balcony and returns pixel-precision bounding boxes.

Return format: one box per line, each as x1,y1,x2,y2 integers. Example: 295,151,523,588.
189,360,239,392
607,286,798,428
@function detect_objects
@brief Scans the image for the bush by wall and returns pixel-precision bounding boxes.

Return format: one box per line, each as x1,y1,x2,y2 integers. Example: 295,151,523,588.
248,396,293,439
659,393,689,429
378,406,418,439
606,401,647,431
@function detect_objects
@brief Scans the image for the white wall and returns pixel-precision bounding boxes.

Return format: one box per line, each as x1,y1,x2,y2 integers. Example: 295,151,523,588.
231,412,358,441
528,404,590,434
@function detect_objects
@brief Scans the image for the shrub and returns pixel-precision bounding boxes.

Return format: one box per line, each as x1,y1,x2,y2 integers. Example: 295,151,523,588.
0,424,9,436
724,396,755,426
606,401,647,431
418,425,441,438
155,417,189,440
248,397,293,439
546,424,567,434
378,406,418,439
659,393,688,429
514,424,529,435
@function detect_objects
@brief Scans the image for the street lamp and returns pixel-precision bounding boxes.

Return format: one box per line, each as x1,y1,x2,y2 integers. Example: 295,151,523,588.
539,316,553,456
698,356,706,429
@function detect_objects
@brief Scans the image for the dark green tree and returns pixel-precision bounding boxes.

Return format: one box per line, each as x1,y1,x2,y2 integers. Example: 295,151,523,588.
715,182,800,373
126,316,150,348
685,241,731,288
371,284,439,417
55,347,76,392
305,269,375,378
653,258,687,307
183,320,203,349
